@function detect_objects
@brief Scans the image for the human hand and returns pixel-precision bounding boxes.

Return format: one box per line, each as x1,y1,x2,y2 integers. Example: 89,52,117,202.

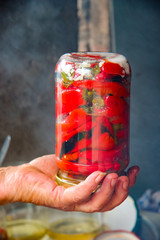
0,155,139,212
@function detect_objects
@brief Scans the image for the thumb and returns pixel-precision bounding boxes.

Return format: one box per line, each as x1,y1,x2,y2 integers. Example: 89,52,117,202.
61,171,106,209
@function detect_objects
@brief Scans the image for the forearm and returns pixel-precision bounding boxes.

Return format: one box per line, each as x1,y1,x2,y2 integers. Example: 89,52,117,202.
0,167,10,205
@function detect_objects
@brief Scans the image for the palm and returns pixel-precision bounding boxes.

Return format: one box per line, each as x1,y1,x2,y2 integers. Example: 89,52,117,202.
4,155,139,212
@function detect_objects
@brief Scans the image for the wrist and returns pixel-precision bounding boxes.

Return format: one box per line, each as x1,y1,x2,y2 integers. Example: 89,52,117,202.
0,167,9,204
0,166,19,205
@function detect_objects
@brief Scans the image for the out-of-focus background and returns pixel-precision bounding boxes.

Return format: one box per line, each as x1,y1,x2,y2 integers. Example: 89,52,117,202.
0,0,160,200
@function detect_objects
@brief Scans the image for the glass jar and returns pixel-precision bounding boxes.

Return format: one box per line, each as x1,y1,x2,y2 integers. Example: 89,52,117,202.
55,52,131,187
0,203,50,240
47,209,103,240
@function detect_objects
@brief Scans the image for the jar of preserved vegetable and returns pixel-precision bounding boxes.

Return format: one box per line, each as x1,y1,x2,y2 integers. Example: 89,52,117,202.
55,52,131,187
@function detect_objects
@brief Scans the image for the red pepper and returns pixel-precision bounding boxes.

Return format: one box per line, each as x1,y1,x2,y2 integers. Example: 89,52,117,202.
56,108,91,133
61,120,96,142
87,124,115,151
103,95,127,118
95,71,110,81
73,80,129,99
110,109,129,127
95,82,129,98
88,133,115,151
71,137,92,153
73,79,108,90
74,81,130,103
56,88,85,115
62,88,84,112
91,124,101,143
93,96,127,118
90,124,101,148
57,143,128,175
56,83,68,118
61,152,79,161
56,126,120,175
56,120,96,157
68,108,91,125
79,142,127,164
56,82,73,93
113,162,121,171
101,61,125,76
56,157,113,175
97,132,115,150
72,79,95,89
95,116,114,136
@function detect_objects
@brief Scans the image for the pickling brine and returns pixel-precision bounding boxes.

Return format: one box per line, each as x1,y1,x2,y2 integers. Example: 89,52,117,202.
55,52,131,186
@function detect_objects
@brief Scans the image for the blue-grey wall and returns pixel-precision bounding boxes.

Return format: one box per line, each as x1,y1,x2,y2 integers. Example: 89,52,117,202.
114,0,160,199
0,0,78,166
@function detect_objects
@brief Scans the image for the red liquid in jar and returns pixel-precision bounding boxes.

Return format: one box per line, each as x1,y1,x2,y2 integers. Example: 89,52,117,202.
55,52,131,186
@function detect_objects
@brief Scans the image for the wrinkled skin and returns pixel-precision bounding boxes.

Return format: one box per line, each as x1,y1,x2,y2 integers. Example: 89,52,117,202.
0,155,139,212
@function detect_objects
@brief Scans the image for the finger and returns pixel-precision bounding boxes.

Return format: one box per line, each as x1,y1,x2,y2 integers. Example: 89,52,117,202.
61,171,106,209
75,173,118,212
101,176,129,212
29,154,58,178
127,166,139,187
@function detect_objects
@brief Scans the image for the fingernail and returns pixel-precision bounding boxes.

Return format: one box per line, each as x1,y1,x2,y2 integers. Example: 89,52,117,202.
131,167,139,176
123,181,129,190
134,168,139,176
95,173,106,183
111,178,118,187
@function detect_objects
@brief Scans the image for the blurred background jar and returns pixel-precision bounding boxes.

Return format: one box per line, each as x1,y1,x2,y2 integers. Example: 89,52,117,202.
0,204,102,240
0,203,49,240
47,209,103,240
55,52,131,187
